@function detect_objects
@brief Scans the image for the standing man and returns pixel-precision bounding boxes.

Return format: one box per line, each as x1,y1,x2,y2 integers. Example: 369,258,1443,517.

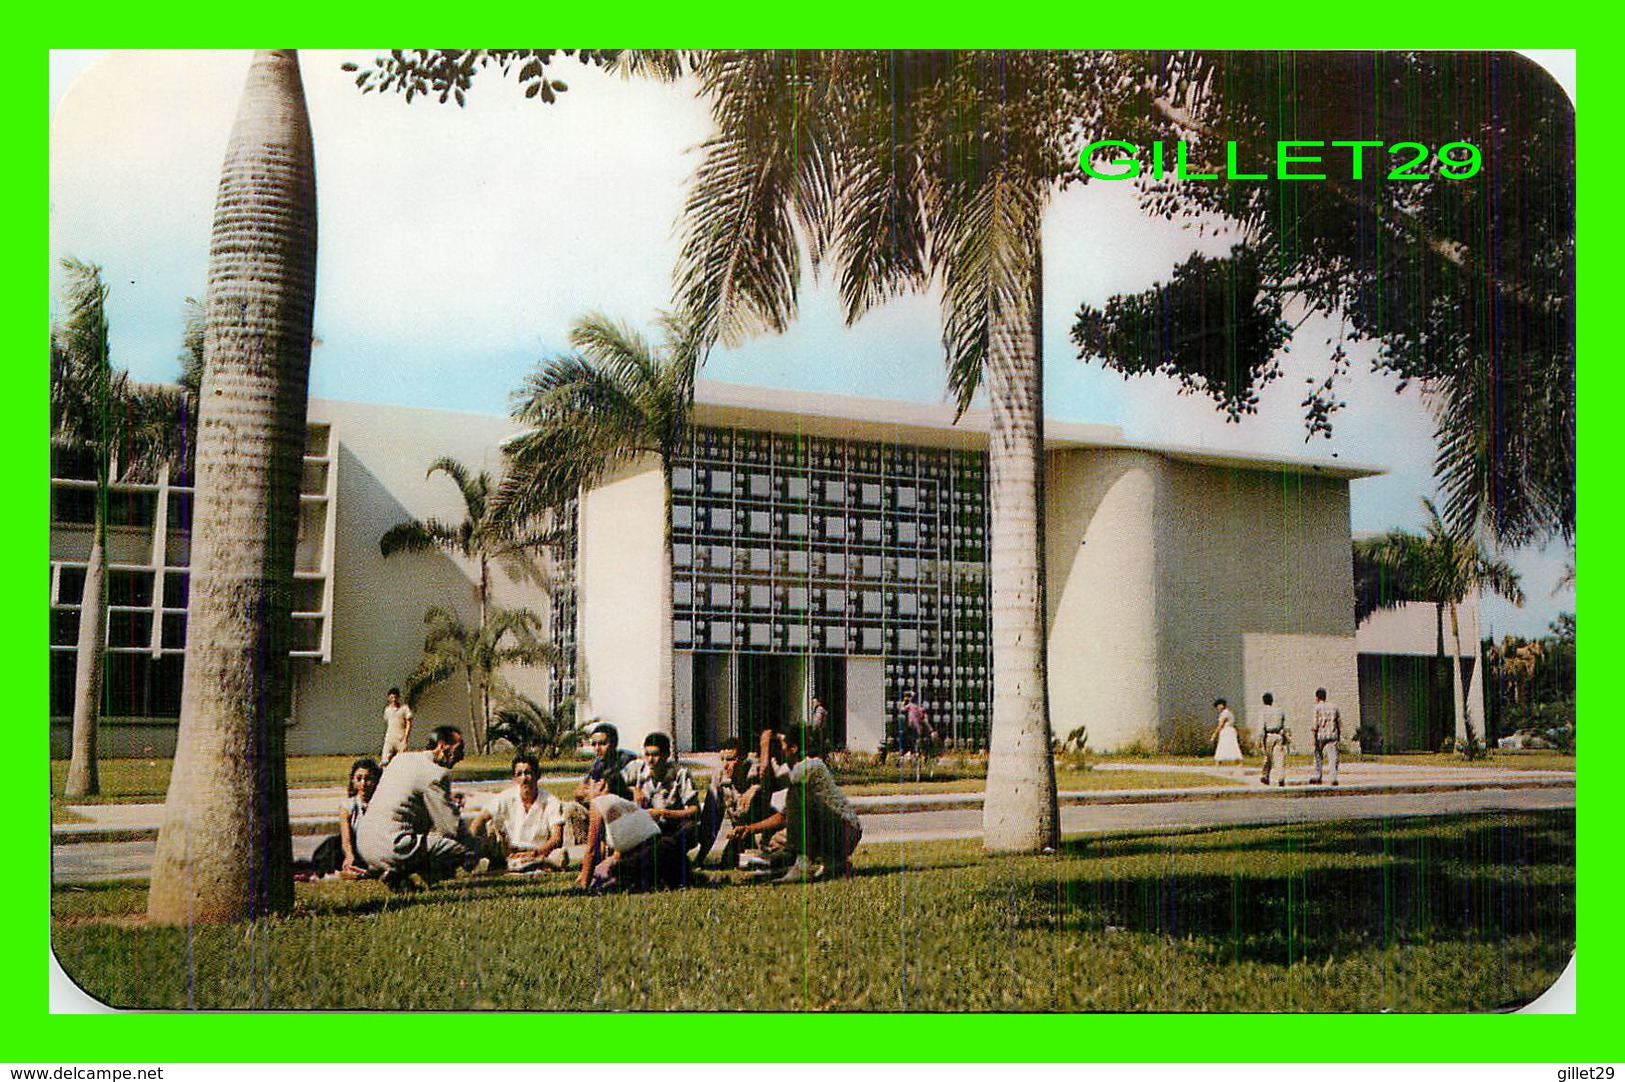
809,695,829,736
1309,687,1343,786
357,724,486,889
1257,692,1288,787
380,687,414,766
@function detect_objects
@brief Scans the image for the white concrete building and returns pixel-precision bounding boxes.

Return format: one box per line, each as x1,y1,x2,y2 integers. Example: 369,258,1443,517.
50,381,1382,757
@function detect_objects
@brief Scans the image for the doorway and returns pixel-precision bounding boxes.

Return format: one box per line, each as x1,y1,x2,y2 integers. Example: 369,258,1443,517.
736,653,806,746
811,655,847,748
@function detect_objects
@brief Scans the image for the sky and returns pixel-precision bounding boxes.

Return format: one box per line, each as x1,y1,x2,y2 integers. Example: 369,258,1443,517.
48,49,1577,637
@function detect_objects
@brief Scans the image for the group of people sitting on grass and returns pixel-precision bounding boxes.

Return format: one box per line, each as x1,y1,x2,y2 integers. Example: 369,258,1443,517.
308,720,862,893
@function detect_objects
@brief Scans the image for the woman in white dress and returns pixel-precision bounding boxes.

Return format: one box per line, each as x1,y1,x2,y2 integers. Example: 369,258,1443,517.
1211,698,1243,764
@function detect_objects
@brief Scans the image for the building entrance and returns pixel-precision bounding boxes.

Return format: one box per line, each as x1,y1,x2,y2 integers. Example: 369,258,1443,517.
688,653,850,751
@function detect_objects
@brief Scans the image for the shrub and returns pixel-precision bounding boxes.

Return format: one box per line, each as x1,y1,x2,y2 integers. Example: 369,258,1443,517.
1162,716,1211,757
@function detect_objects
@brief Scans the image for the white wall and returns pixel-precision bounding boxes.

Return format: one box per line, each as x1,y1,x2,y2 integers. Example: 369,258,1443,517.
1046,450,1165,751
1045,449,1361,751
575,455,669,738
846,657,886,753
290,399,556,755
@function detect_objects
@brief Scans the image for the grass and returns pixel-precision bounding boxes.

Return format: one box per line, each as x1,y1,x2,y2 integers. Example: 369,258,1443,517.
51,809,1574,1012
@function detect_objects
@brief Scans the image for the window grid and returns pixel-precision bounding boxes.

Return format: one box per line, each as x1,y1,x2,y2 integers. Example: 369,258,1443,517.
672,425,991,746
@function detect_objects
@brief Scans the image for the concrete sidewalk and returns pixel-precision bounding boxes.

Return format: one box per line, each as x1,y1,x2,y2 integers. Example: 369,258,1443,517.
51,758,1575,844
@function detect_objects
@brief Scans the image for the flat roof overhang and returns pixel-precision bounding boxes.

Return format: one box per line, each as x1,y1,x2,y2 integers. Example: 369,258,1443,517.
693,380,1385,482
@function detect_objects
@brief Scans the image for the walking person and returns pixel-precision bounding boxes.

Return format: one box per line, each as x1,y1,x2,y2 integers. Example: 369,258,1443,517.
380,687,414,766
1211,698,1243,764
1257,692,1288,787
1309,688,1343,786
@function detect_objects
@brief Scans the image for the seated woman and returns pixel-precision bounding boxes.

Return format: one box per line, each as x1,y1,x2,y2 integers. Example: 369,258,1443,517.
729,727,861,883
470,752,569,872
309,757,382,879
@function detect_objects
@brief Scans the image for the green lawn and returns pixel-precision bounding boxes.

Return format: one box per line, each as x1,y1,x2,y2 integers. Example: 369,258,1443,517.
51,810,1574,1012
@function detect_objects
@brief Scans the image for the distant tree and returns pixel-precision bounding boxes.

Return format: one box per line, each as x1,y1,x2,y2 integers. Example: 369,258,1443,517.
1361,500,1524,755
404,606,560,753
1074,52,1574,549
149,49,317,925
51,259,190,797
504,312,698,739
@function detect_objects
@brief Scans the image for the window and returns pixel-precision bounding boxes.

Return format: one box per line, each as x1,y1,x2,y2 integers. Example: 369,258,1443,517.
749,510,770,535
787,551,809,574
749,547,771,572
860,518,882,543
672,466,694,491
861,483,881,506
750,584,771,610
786,477,809,501
750,473,772,498
862,590,883,615
898,521,918,544
674,544,693,568
822,516,846,541
787,587,809,611
787,625,808,648
788,513,809,537
897,486,918,509
861,627,883,652
710,508,733,532
673,582,692,606
709,470,733,495
823,589,846,613
672,504,693,529
861,554,883,579
824,479,846,503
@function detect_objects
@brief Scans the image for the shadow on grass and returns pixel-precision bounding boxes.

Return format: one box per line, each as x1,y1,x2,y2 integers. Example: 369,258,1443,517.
1018,812,1575,967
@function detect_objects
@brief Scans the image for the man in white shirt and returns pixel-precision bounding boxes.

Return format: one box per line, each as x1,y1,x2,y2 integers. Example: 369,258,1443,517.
470,752,568,872
357,725,486,889
380,687,414,766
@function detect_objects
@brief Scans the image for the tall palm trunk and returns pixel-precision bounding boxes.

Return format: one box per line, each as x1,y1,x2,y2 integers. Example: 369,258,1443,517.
63,505,106,797
148,50,317,925
980,242,1059,853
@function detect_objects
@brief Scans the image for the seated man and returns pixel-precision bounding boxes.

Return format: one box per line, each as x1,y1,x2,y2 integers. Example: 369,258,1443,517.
470,752,569,872
729,727,862,883
701,737,778,870
356,725,488,890
629,732,703,854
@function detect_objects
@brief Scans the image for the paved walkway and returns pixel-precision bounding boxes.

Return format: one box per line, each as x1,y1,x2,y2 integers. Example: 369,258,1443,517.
49,759,1575,884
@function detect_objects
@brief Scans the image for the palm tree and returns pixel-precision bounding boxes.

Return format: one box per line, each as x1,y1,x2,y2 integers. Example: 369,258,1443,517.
148,50,318,925
404,606,559,752
381,453,553,634
489,693,584,760
51,259,189,797
1361,499,1524,754
503,312,697,739
658,51,1171,852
